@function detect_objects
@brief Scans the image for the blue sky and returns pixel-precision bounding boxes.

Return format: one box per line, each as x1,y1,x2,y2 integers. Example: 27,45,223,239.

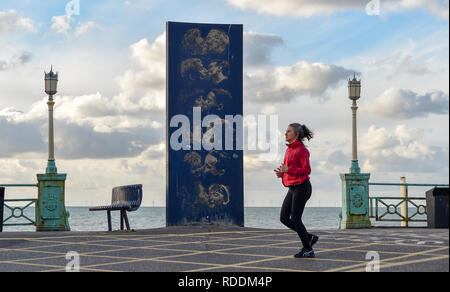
2,0,448,65
1,0,449,207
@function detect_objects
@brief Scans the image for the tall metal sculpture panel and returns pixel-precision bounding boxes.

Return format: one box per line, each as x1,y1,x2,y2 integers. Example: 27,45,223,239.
166,22,244,226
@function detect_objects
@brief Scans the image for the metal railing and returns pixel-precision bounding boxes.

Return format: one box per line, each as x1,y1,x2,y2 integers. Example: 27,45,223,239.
0,184,38,231
368,181,449,227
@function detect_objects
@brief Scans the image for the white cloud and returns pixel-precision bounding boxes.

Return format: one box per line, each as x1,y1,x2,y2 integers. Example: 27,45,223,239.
357,125,447,173
50,14,72,35
372,53,431,78
74,21,100,37
394,124,425,145
139,142,165,160
359,126,399,154
245,61,355,103
116,34,166,96
0,50,32,71
316,124,447,175
123,0,159,11
227,0,361,17
51,14,99,37
227,0,449,19
383,0,449,19
0,10,36,33
260,104,278,115
362,125,435,160
367,88,449,119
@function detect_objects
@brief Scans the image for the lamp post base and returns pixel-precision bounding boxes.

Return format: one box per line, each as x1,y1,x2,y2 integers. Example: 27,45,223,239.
350,160,361,174
339,172,371,229
36,173,70,232
46,160,58,174
339,218,372,230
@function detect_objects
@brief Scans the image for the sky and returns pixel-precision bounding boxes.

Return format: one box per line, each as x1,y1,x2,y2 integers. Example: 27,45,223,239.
0,0,449,207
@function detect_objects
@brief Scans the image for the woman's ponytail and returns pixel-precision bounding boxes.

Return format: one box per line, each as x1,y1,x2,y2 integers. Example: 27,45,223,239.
301,124,314,142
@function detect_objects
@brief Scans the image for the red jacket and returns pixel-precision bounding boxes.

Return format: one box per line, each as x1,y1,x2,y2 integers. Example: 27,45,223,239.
282,140,311,187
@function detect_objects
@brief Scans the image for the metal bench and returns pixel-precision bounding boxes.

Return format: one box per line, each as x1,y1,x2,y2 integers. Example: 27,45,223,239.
89,184,142,231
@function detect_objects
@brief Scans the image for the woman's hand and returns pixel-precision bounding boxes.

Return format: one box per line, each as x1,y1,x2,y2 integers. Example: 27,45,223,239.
279,164,288,173
274,168,283,178
274,164,288,178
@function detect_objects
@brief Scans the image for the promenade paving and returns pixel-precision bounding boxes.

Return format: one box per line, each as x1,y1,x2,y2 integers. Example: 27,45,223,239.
0,225,448,272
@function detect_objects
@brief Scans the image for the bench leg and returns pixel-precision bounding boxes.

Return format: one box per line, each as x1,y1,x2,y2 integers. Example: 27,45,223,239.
120,210,124,230
107,210,112,232
122,210,131,231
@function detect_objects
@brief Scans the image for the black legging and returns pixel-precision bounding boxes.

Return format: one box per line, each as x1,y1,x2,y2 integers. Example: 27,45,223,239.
280,179,313,250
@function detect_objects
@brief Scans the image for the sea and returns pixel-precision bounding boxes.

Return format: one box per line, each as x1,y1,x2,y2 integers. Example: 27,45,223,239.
1,207,427,232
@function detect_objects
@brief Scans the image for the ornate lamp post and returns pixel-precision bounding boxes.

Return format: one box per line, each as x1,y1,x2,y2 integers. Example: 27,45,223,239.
44,67,58,174
36,66,70,232
348,75,361,174
339,74,371,229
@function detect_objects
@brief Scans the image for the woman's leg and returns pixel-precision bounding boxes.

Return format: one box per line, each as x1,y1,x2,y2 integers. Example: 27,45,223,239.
290,181,312,250
280,182,315,247
280,189,295,231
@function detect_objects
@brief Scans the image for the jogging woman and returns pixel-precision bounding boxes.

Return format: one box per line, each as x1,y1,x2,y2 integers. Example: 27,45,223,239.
274,123,318,258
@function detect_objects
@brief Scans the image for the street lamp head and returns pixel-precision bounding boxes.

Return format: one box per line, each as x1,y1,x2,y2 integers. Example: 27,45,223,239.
45,66,58,97
348,73,361,102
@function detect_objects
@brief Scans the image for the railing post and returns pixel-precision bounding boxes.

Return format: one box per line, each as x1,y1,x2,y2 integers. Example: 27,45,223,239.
0,187,4,232
400,177,408,227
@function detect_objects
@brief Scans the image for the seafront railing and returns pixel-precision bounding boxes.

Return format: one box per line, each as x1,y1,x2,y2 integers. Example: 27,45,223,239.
0,184,38,231
368,180,449,227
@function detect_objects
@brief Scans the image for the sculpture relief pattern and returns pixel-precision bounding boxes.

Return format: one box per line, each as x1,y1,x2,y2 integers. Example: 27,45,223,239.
181,28,232,209
167,22,243,226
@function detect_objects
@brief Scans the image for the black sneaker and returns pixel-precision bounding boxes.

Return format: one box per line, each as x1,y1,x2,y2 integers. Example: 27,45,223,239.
294,248,315,258
310,234,319,247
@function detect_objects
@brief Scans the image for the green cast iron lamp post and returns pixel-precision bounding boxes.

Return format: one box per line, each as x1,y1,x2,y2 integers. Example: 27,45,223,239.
348,74,361,174
36,66,70,231
44,67,58,174
339,73,371,229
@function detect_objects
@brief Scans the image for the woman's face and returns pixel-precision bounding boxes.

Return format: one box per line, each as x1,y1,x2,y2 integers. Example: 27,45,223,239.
285,126,299,143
